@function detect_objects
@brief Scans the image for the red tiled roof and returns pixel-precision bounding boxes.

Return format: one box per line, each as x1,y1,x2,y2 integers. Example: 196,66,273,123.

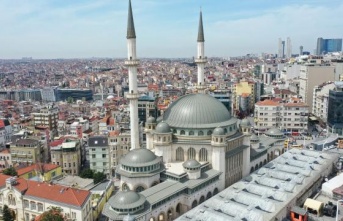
0,120,4,128
50,139,65,147
17,164,60,176
0,149,10,154
255,100,281,106
0,174,90,207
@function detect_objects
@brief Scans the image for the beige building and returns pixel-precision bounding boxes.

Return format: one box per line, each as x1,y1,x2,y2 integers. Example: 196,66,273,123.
108,131,130,174
255,98,308,134
299,63,335,111
50,137,81,175
10,138,44,165
0,175,92,221
32,105,58,131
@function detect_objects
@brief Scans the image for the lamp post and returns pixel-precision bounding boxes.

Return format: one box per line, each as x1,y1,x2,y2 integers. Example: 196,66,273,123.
336,199,343,221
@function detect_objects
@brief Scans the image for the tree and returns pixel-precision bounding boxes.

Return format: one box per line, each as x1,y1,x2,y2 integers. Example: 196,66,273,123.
79,168,94,179
3,205,14,221
67,96,74,104
38,207,65,221
93,171,106,184
3,167,17,176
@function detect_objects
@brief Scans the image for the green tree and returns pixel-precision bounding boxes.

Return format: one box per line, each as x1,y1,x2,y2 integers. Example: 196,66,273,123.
3,167,17,176
67,96,74,104
79,168,94,179
93,171,106,184
39,207,65,221
3,205,14,221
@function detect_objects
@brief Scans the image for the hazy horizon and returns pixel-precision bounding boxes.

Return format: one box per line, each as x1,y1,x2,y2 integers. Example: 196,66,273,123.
1,0,342,59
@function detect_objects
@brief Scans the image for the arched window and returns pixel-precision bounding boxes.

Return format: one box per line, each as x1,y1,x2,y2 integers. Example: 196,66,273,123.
191,200,198,209
198,131,204,136
180,130,185,135
224,128,227,133
206,192,212,199
135,185,145,193
122,183,129,191
199,148,208,162
207,130,212,135
213,188,219,195
189,131,194,136
199,196,205,204
173,129,177,134
176,147,184,161
188,148,196,160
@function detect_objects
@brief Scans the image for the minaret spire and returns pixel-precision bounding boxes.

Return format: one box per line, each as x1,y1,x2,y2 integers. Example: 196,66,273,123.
195,9,207,93
125,0,140,150
127,0,136,39
197,9,205,42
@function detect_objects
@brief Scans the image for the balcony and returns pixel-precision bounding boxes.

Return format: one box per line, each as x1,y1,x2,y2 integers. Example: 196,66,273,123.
124,59,140,66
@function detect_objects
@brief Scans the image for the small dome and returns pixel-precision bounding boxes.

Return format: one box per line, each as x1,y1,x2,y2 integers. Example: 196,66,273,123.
146,116,156,124
213,127,225,136
107,95,114,99
121,149,157,166
155,122,171,133
240,118,251,127
109,190,146,210
183,159,201,169
265,128,283,136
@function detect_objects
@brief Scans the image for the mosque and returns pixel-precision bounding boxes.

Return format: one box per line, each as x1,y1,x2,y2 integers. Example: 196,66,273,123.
102,1,287,221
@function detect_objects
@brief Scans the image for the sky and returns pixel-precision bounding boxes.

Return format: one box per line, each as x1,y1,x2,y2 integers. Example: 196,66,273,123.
0,0,342,59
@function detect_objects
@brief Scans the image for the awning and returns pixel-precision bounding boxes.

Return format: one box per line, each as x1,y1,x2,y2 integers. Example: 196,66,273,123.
304,198,323,214
309,116,317,121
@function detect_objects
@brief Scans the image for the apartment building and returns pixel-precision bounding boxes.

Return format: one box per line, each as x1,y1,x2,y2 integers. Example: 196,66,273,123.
50,138,81,175
89,136,110,175
312,81,335,122
254,98,308,134
108,131,130,173
299,62,335,110
0,175,92,221
232,79,256,115
10,138,44,165
32,105,58,131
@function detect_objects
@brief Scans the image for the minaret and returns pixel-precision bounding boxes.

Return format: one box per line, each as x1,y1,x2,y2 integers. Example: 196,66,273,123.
125,0,140,150
195,9,207,93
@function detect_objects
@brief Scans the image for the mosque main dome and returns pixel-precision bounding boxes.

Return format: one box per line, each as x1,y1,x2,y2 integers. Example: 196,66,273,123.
163,94,232,129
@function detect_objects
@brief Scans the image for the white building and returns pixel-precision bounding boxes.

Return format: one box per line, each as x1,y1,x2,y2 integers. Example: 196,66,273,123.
255,98,309,134
89,136,110,175
0,175,92,221
312,81,335,122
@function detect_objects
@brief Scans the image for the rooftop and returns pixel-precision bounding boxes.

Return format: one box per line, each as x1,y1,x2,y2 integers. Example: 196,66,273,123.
176,149,339,221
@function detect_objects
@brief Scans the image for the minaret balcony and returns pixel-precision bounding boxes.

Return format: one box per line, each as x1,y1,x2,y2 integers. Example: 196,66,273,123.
194,58,207,63
126,93,140,100
125,60,140,66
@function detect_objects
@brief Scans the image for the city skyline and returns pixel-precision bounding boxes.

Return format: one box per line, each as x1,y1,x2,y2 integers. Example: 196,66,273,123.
1,0,343,59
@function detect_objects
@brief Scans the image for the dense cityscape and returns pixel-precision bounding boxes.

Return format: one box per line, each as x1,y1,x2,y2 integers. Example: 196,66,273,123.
1,1,343,221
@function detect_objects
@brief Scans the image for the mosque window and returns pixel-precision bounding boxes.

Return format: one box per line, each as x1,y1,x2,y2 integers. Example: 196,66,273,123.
176,147,184,161
173,129,177,134
199,148,208,162
224,128,227,133
207,130,212,135
198,131,204,136
122,183,129,191
180,130,185,135
163,137,166,142
136,185,145,193
189,131,194,135
229,127,232,131
188,148,196,160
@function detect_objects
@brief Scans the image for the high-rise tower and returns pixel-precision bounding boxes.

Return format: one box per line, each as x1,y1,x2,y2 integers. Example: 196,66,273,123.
286,37,292,58
195,10,207,93
125,0,140,150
